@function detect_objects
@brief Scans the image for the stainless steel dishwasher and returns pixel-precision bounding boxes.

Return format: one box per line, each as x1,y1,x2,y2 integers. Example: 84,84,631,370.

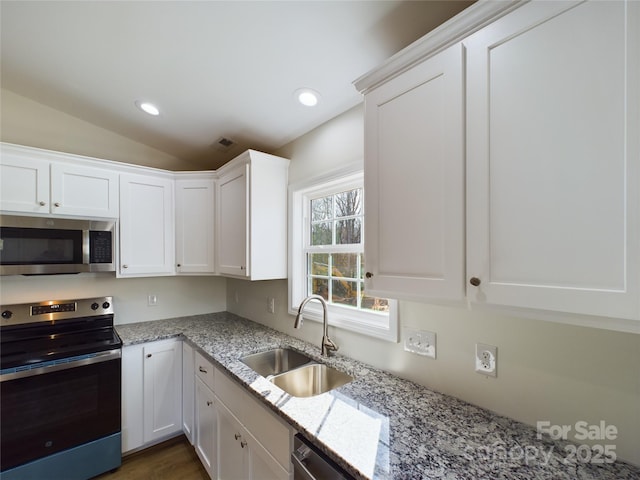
292,434,355,480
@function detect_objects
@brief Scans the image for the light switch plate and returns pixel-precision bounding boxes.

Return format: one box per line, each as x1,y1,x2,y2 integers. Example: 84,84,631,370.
403,327,436,359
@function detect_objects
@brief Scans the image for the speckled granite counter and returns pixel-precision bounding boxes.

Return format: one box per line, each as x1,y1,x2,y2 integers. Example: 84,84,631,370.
116,313,639,480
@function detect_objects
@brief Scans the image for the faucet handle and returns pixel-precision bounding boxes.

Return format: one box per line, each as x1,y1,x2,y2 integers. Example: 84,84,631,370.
321,336,339,356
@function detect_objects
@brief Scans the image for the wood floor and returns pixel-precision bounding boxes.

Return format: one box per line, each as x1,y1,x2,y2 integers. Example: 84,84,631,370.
94,435,209,480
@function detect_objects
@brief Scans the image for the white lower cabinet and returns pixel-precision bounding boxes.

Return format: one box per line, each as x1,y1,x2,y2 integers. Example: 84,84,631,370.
217,400,289,480
195,376,218,478
192,351,293,479
121,338,183,453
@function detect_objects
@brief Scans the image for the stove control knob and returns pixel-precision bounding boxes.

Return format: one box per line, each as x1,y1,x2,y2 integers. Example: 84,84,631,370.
102,301,111,310
91,303,99,310
1,310,13,320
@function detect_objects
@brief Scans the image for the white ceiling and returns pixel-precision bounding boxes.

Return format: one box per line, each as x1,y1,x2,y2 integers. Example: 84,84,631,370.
0,1,472,170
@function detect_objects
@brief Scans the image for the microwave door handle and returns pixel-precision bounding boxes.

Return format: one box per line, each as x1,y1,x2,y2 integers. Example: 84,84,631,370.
82,230,91,264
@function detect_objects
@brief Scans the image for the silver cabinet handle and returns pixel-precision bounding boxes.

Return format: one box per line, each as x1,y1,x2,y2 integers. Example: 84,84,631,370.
39,201,46,206
199,366,207,373
207,400,212,406
123,265,129,269
240,440,247,448
54,202,60,207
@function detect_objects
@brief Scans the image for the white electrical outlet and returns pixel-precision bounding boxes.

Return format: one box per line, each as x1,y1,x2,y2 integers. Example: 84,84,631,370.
147,294,158,306
475,343,497,377
403,327,436,359
267,297,275,314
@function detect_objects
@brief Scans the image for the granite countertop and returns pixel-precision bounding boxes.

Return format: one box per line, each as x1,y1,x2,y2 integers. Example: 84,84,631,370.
115,313,639,480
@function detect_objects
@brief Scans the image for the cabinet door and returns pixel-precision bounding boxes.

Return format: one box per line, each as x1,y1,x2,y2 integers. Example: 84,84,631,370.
363,43,465,301
119,173,175,276
0,155,49,214
143,339,183,443
182,342,195,445
195,378,217,479
176,178,215,273
247,439,290,480
50,163,118,218
121,344,144,453
465,0,640,319
217,404,249,480
217,164,248,277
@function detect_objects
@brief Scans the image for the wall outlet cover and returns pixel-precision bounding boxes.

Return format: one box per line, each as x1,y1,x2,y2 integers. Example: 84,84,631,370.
403,327,436,359
475,343,497,377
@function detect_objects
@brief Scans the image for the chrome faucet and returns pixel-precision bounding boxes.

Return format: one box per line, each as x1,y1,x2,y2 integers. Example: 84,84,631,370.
294,295,338,356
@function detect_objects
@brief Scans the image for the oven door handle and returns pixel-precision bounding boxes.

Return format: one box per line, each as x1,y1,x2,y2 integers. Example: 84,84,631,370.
0,349,121,382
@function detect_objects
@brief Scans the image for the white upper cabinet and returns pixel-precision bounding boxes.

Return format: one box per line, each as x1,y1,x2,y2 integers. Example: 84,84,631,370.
0,143,118,218
175,175,215,274
465,0,639,321
119,172,175,276
357,0,639,328
216,150,289,280
362,43,465,301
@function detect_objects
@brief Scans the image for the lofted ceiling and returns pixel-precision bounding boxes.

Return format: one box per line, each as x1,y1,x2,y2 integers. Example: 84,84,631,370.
0,1,473,170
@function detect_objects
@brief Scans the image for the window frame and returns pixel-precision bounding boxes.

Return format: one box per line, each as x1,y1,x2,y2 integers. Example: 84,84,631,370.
288,164,399,342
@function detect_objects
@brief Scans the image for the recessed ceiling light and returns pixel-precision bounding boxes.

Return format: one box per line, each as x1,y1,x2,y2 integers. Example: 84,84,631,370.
135,100,160,116
295,88,320,107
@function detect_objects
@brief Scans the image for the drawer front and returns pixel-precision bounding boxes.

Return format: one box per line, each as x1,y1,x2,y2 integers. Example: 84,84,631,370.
194,351,215,391
215,367,291,469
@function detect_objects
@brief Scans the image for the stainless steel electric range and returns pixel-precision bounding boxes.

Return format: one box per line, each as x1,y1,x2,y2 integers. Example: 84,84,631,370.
0,296,122,480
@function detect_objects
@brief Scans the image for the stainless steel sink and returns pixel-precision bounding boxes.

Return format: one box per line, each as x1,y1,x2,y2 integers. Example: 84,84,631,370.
240,348,313,377
269,363,353,397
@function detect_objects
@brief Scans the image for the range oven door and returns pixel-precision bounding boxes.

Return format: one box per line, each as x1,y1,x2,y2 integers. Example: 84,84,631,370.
0,352,121,472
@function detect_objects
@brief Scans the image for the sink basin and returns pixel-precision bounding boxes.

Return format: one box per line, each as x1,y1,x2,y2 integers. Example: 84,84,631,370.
240,348,313,377
270,364,353,397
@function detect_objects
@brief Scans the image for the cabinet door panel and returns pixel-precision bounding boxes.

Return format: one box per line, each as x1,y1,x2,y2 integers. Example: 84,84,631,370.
217,404,249,480
217,165,248,276
119,173,175,276
176,178,215,273
50,163,118,218
0,156,49,213
195,378,217,479
143,340,182,442
466,0,639,319
364,43,465,300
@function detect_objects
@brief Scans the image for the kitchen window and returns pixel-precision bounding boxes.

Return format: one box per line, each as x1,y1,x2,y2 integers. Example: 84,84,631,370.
289,167,398,342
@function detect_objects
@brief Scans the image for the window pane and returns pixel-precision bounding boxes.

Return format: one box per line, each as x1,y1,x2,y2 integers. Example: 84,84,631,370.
332,279,357,307
311,222,332,245
335,189,362,217
361,287,389,312
332,253,358,279
311,197,332,222
336,218,361,244
310,278,329,300
309,253,329,276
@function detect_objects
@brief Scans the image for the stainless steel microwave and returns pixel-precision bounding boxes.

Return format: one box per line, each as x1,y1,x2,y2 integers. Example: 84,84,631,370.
0,215,116,275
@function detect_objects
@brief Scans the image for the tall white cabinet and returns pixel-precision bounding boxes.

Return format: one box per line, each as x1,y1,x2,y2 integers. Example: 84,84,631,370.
356,0,640,329
216,150,289,280
465,0,639,320
362,43,465,301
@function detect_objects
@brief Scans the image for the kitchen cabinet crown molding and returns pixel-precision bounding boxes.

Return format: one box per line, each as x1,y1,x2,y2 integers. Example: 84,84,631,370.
353,0,525,94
